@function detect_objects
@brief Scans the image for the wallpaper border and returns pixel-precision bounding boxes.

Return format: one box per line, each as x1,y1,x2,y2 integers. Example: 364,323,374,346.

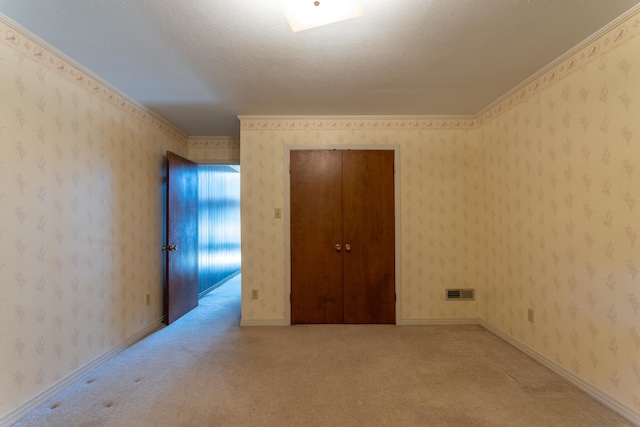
3,5,639,139
239,116,477,131
188,136,240,148
0,14,189,145
240,6,640,132
477,4,640,126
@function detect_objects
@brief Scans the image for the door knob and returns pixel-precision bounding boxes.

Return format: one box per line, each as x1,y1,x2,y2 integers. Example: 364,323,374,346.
335,243,342,252
345,243,351,252
162,245,178,251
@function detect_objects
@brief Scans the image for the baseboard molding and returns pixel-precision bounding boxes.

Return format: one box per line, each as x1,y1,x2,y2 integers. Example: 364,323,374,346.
4,317,637,426
240,318,289,326
240,318,482,327
198,269,241,299
479,320,640,426
0,318,165,427
399,317,481,326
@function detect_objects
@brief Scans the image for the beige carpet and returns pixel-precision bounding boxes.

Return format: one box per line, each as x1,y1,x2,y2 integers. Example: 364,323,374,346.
13,275,634,426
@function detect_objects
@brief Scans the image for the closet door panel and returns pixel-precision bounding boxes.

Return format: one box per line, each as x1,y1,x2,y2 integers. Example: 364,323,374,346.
342,150,395,324
290,150,344,324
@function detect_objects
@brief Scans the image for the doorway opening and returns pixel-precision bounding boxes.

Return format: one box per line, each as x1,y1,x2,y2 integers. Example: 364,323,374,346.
197,165,241,298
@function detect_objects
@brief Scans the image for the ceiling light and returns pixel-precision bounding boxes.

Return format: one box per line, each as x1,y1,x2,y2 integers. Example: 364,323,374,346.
282,0,364,33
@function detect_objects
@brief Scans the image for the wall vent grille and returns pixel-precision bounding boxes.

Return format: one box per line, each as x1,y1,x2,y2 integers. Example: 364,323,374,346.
446,289,475,301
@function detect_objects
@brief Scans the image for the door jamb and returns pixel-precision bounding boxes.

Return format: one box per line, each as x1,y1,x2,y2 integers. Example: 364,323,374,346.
284,145,402,325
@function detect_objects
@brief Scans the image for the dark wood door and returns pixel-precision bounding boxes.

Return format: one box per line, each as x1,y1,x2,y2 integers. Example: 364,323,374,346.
342,150,395,324
290,150,395,324
165,151,198,324
290,150,344,324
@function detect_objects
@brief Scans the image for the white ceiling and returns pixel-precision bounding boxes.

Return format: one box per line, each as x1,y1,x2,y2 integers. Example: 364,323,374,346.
1,0,639,137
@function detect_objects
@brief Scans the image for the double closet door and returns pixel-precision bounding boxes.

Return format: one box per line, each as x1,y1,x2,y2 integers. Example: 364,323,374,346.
290,150,395,324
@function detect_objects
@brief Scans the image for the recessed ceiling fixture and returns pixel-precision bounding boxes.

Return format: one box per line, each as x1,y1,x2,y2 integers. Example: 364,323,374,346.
281,0,364,33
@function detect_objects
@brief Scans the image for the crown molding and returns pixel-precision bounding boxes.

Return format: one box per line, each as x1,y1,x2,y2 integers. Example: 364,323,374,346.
239,116,477,131
0,14,189,145
242,6,640,132
476,4,640,126
3,4,639,139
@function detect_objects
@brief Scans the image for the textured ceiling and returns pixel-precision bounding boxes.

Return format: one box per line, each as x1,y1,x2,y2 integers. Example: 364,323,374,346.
1,0,639,137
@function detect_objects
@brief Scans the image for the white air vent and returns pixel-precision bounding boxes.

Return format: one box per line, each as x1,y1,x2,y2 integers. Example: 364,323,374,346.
446,288,475,301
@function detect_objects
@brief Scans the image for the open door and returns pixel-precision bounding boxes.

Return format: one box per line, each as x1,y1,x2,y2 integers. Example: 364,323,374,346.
165,151,198,324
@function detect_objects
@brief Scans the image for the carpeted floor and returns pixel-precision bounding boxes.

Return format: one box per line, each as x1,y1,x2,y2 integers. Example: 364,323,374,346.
12,275,634,426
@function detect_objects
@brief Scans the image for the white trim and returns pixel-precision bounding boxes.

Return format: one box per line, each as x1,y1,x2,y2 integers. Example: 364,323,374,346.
238,114,475,121
4,316,637,425
477,3,640,120
0,15,188,143
240,318,289,327
393,151,403,326
479,320,640,426
399,317,481,326
284,147,292,326
284,145,402,325
0,319,165,427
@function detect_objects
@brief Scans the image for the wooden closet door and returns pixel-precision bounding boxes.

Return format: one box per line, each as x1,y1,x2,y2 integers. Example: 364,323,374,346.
290,150,344,324
342,150,395,324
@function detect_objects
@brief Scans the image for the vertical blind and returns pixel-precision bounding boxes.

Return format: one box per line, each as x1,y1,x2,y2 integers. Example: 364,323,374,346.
198,165,241,295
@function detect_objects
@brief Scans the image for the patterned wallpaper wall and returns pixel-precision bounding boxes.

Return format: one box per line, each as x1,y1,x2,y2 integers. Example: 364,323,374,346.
239,121,480,323
2,3,639,424
0,19,186,419
477,25,640,414
187,136,240,164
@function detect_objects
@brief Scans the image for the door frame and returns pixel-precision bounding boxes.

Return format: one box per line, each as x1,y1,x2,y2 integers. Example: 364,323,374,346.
284,145,402,325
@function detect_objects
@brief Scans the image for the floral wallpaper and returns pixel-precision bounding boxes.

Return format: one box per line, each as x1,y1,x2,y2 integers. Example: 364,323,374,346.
0,18,186,422
1,3,639,425
239,121,480,324
477,19,640,416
